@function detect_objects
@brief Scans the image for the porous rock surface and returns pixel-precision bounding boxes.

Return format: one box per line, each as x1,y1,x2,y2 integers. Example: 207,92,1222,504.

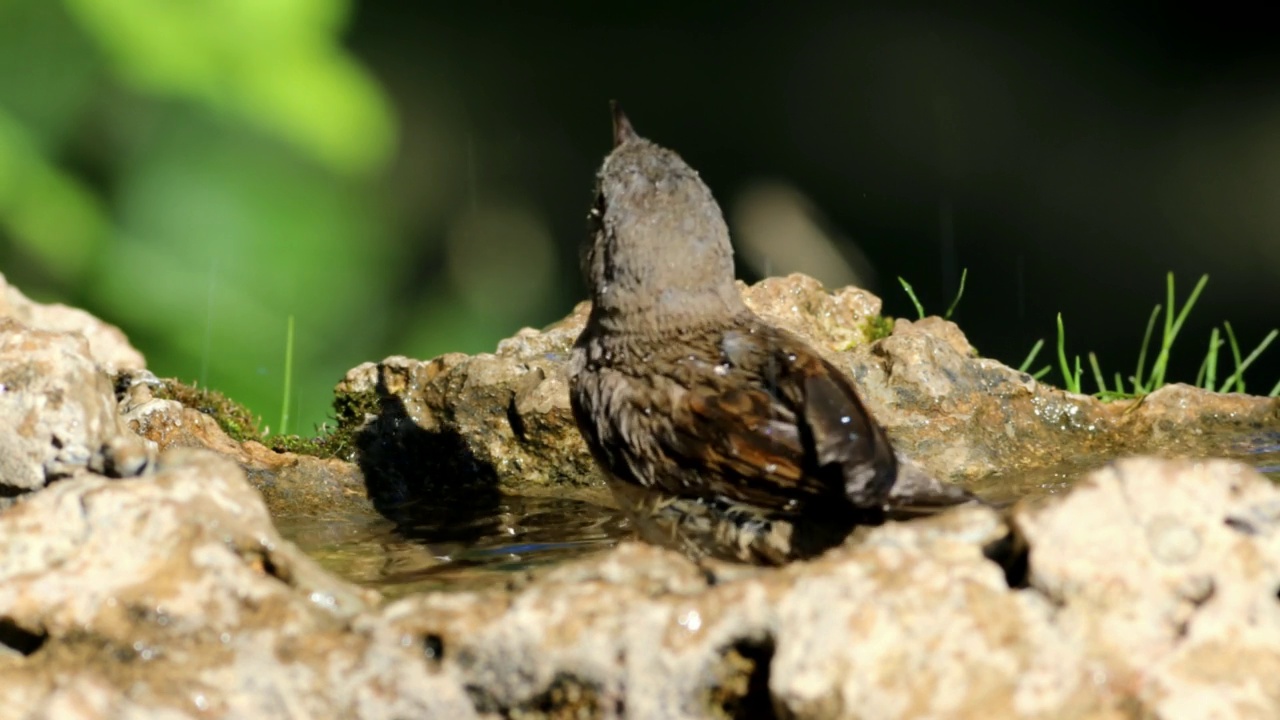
0,271,145,373
337,272,1278,504
0,318,152,499
3,450,1278,717
2,274,1280,719
118,376,369,517
0,450,475,720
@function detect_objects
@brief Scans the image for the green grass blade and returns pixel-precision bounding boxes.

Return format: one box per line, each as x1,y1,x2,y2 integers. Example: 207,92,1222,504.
944,268,968,320
1221,321,1243,392
1088,352,1107,394
1133,304,1161,393
1169,274,1209,341
1217,328,1278,394
898,277,925,320
1149,273,1208,390
1031,365,1052,380
1270,377,1280,397
279,314,295,436
1056,313,1074,392
1055,313,1084,393
1151,272,1176,387
1018,338,1045,374
1197,327,1219,390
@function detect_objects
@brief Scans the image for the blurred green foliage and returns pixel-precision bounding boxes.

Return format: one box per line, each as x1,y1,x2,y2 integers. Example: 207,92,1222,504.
0,0,396,434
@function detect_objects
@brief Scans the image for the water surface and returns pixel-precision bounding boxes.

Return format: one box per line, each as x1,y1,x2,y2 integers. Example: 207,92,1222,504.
276,495,627,598
278,430,1280,597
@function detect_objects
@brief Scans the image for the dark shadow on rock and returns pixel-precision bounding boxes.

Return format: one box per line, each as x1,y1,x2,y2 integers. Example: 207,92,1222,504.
353,365,501,529
982,529,1030,590
712,635,778,720
0,617,48,656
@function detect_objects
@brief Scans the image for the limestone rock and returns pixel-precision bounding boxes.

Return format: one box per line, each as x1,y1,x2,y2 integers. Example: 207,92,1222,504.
374,507,1103,719
0,271,145,373
118,376,370,517
360,458,1280,719
0,450,475,719
1015,457,1280,718
0,318,152,498
854,317,1280,481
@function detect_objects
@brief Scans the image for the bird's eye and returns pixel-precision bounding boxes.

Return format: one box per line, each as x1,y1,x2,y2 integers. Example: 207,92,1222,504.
581,191,607,280
588,191,605,223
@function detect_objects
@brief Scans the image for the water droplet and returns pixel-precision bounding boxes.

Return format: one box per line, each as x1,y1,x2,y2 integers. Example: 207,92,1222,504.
678,610,702,632
840,415,851,425
764,463,778,474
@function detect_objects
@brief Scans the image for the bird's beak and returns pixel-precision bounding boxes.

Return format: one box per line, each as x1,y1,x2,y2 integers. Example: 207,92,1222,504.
611,100,638,148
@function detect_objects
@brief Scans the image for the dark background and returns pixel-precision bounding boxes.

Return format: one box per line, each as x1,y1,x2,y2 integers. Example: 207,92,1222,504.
351,2,1278,388
2,2,1276,434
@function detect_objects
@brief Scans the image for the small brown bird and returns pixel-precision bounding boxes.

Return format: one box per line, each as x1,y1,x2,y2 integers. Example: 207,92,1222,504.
569,104,901,564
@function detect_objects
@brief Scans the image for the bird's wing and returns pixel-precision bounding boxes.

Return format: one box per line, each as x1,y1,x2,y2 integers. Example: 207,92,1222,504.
653,328,897,513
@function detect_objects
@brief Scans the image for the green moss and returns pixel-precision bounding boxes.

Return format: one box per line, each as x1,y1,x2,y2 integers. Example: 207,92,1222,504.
256,384,381,461
318,385,383,461
260,385,384,460
863,314,895,343
155,378,363,460
266,432,338,458
155,379,262,442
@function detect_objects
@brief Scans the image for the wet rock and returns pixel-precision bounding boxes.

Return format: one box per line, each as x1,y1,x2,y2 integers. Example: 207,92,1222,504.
855,318,1280,482
356,458,1280,719
0,271,145,372
334,350,597,509
338,272,1278,499
0,318,152,499
738,273,886,351
0,450,476,719
118,377,370,517
375,507,1100,719
1015,457,1280,719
